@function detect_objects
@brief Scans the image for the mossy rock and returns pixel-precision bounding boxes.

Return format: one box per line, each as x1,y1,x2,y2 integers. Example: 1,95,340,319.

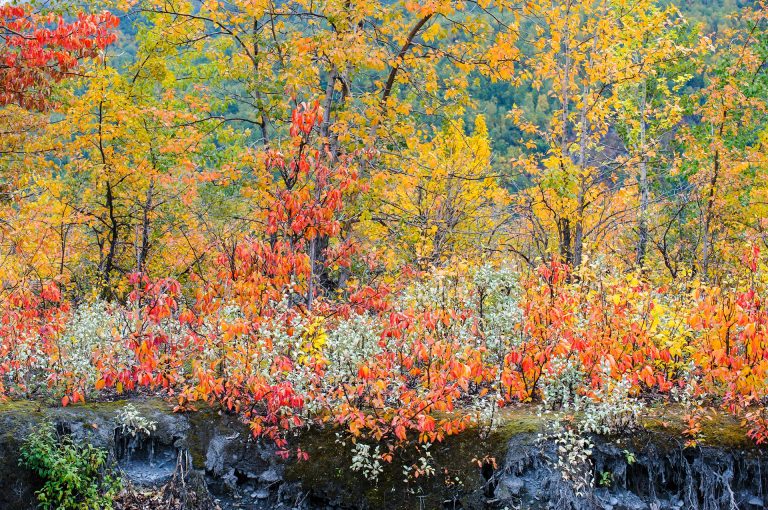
0,397,186,510
284,408,543,510
640,405,757,451
1,398,765,510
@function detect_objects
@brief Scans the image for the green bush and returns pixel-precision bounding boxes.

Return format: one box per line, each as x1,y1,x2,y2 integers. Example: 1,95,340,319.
19,423,121,510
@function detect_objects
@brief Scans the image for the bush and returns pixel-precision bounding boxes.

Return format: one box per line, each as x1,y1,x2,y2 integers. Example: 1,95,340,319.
19,423,121,510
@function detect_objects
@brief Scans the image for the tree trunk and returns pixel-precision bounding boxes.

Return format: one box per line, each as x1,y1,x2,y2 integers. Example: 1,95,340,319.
574,76,591,268
636,81,649,267
101,180,119,298
701,148,719,278
558,6,572,265
559,218,572,265
137,180,154,274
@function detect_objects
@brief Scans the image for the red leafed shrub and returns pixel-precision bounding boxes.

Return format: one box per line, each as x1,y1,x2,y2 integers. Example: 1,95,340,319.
0,5,118,109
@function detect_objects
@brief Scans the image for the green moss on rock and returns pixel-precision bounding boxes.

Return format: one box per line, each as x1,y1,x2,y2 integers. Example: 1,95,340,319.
640,405,756,450
284,409,544,510
1,398,764,510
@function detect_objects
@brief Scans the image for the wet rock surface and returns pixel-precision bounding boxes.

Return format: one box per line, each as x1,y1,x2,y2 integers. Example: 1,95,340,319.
0,400,766,509
492,430,768,510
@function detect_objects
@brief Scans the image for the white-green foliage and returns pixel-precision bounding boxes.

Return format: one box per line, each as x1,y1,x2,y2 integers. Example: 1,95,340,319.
116,404,157,438
324,313,383,385
203,296,308,377
670,361,704,409
402,442,435,481
545,423,594,497
350,442,385,483
256,314,308,362
539,359,644,435
541,356,585,412
473,264,523,355
399,272,470,312
58,301,118,392
187,295,322,420
254,302,319,417
538,360,643,496
470,392,504,436
579,362,644,435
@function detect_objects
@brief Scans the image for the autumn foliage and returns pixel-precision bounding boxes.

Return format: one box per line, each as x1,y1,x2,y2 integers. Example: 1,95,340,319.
2,0,768,475
0,6,118,109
